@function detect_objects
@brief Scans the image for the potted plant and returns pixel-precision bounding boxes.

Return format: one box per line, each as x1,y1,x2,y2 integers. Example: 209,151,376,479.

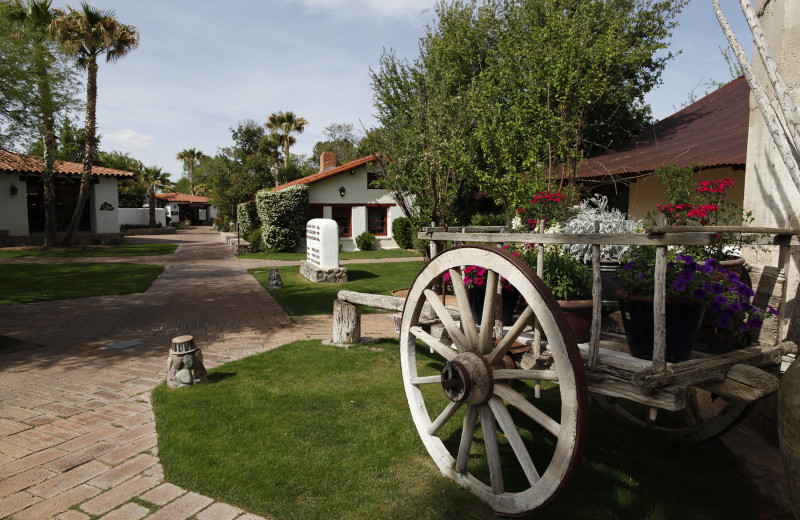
509,244,594,342
556,193,642,310
613,248,775,362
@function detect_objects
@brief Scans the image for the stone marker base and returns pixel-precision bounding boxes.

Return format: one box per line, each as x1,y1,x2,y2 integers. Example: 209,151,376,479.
300,260,348,283
166,335,207,388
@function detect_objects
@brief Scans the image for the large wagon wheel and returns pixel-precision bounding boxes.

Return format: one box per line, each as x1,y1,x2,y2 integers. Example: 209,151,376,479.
593,390,752,443
399,245,589,517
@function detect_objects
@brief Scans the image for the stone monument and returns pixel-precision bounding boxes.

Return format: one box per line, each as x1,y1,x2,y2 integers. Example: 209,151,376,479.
166,335,207,388
300,218,348,283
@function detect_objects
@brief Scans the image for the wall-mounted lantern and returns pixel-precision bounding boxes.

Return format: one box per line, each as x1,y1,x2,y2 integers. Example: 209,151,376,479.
338,186,346,198
9,183,18,198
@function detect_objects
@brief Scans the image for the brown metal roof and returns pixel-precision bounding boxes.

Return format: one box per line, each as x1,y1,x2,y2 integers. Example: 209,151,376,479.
0,150,135,178
575,77,749,180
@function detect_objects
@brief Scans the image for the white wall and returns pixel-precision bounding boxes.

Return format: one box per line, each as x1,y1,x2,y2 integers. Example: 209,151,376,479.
119,207,167,227
92,177,122,233
307,164,401,251
0,175,29,236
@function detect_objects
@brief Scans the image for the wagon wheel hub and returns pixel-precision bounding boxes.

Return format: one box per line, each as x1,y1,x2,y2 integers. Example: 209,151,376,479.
441,351,494,405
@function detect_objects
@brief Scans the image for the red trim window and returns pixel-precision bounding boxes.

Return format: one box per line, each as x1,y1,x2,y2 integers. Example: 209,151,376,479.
368,206,388,236
308,204,324,220
332,206,352,237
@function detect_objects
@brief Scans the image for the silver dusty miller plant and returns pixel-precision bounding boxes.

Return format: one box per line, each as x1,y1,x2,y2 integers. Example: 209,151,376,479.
556,194,642,262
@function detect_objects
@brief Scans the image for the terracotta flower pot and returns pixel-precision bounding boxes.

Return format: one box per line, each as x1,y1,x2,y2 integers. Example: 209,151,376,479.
558,299,593,343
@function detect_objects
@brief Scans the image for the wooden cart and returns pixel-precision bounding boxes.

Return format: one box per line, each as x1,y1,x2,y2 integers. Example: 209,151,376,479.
397,226,798,517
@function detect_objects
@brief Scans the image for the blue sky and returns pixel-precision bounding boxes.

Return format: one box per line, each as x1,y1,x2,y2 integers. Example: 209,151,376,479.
51,0,751,180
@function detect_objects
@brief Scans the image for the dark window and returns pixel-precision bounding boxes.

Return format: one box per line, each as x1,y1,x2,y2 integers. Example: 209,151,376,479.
368,207,387,236
332,206,351,237
308,204,324,220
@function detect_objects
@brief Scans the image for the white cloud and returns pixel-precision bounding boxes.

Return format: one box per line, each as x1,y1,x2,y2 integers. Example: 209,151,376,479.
103,129,154,149
294,0,433,21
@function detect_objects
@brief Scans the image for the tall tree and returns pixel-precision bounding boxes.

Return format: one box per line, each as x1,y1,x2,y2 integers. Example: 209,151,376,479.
139,165,170,227
53,1,139,246
311,122,361,165
176,147,206,195
265,110,308,174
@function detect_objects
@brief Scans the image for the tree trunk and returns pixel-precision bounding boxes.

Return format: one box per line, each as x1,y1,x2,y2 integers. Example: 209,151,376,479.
63,58,98,247
148,187,156,227
36,62,57,248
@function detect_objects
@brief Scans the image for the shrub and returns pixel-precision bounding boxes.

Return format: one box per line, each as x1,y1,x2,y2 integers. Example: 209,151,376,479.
391,217,413,249
247,227,264,252
256,185,308,252
355,231,375,251
470,213,506,226
237,202,258,236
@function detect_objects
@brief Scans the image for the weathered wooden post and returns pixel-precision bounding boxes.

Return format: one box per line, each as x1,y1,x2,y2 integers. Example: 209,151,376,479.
332,299,361,345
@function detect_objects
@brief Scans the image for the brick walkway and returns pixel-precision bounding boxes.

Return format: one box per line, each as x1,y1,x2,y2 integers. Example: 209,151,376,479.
0,229,399,520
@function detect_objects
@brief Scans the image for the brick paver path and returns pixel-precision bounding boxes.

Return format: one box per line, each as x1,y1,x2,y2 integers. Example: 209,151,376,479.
0,229,400,519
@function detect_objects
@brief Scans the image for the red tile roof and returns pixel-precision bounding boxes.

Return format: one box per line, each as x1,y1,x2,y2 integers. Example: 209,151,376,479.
0,150,135,178
575,77,749,180
154,192,210,203
272,155,379,191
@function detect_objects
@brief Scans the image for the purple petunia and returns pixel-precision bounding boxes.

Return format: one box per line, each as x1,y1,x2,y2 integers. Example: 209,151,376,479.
672,280,687,292
710,283,725,295
717,315,731,329
623,261,635,271
694,289,707,299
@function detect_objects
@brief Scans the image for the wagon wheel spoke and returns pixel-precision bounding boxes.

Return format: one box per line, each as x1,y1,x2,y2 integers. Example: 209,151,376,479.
494,383,561,438
449,269,480,348
427,400,463,436
410,325,456,361
410,375,443,386
455,404,479,474
478,270,499,354
480,403,504,494
489,395,540,485
423,288,468,352
487,306,533,365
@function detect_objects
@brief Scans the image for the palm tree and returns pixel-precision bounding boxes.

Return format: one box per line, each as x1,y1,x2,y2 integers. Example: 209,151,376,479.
176,148,206,196
22,0,59,246
53,2,139,246
265,110,309,168
139,165,170,227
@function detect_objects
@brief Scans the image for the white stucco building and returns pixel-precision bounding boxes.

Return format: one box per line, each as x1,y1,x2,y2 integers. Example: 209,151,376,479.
272,152,405,251
0,150,131,244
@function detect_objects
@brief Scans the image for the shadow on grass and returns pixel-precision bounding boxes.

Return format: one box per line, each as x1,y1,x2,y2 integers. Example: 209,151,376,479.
345,269,380,281
207,372,237,383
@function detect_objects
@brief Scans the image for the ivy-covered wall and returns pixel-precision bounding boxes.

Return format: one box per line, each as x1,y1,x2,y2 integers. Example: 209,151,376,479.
237,202,257,236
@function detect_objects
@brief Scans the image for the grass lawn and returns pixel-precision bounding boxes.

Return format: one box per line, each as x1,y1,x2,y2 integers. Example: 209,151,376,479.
0,263,164,305
249,261,423,315
152,340,766,520
238,249,421,261
0,243,178,258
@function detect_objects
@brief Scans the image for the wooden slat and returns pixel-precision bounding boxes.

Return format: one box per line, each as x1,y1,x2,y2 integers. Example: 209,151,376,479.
488,396,540,485
409,326,457,361
493,369,559,381
417,231,717,246
455,405,479,473
646,225,800,235
424,288,469,352
480,404,505,494
698,363,779,401
487,306,533,365
651,246,668,374
427,400,462,436
494,384,561,438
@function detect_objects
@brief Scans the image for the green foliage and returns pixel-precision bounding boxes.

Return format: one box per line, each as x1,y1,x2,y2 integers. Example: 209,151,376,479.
369,0,686,221
311,122,361,165
355,231,375,251
391,217,413,249
0,263,163,305
237,201,257,236
256,184,308,252
469,213,506,226
655,163,701,206
511,246,592,300
246,227,264,252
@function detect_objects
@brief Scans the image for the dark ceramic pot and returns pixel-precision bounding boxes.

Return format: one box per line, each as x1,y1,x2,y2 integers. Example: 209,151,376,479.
616,290,705,363
469,287,518,326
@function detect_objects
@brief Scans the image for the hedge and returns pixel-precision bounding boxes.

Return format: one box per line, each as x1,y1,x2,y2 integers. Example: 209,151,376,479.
255,185,308,252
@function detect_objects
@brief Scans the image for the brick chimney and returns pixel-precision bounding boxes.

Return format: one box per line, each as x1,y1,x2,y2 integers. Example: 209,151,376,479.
320,151,336,171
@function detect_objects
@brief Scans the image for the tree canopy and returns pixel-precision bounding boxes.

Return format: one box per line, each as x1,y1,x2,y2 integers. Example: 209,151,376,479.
367,0,686,227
